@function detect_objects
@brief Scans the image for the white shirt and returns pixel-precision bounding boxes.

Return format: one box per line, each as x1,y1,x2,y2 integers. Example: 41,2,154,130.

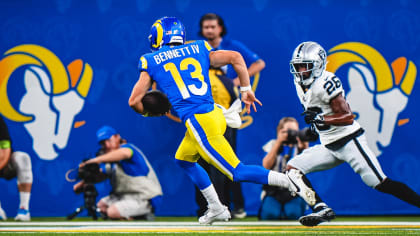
294,71,360,145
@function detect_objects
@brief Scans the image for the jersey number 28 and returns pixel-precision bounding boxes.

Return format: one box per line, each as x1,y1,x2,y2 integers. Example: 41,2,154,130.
164,57,208,99
323,76,341,95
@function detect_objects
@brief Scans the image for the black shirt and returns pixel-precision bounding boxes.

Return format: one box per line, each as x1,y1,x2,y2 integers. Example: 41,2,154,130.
0,115,11,142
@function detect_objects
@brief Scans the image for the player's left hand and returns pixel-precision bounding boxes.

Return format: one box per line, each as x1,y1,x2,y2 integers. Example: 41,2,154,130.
241,90,262,114
302,110,325,124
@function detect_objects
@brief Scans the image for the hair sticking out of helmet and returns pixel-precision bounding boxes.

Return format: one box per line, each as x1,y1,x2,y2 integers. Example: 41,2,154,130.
149,17,186,52
290,41,327,87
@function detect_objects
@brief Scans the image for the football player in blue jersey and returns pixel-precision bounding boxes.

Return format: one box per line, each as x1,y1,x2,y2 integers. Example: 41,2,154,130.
129,17,305,225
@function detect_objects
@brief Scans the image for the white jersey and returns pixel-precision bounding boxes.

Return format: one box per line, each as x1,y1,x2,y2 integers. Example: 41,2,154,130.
294,71,360,145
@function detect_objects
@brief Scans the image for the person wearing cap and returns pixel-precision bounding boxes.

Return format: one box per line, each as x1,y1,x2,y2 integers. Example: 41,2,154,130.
75,125,163,220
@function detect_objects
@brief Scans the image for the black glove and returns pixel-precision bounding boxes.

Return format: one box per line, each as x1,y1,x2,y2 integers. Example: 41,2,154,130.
302,110,325,125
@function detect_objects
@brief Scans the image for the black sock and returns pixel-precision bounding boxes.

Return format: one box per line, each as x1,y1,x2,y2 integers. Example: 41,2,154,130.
300,173,324,208
375,178,420,208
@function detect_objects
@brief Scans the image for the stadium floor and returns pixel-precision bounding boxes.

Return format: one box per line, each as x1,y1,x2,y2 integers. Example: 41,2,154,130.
1,217,420,235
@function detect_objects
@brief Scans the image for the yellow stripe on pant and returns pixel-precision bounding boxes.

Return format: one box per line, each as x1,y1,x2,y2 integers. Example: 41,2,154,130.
175,106,240,180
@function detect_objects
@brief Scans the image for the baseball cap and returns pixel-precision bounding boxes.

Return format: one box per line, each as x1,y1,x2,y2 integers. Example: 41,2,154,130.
96,126,117,143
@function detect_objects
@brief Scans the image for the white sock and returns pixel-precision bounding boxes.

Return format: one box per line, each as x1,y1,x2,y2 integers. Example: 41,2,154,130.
200,184,223,210
268,171,289,188
19,192,30,210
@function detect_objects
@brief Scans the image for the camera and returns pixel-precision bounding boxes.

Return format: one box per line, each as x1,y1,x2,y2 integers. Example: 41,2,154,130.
78,162,101,184
67,161,103,220
285,127,319,144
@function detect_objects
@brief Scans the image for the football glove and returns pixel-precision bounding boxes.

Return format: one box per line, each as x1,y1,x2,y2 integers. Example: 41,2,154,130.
302,110,325,125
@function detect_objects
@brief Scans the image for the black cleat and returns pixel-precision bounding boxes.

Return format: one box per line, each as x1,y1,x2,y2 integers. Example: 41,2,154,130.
298,207,335,227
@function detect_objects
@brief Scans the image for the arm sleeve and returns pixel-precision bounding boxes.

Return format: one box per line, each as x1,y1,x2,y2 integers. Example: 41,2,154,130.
199,40,214,58
138,55,155,82
203,40,214,52
138,55,149,73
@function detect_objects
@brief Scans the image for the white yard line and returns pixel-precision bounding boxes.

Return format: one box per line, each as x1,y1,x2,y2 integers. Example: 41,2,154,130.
1,222,420,234
1,221,420,226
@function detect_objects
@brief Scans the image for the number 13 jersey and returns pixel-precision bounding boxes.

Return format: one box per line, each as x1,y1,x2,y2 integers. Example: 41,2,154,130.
294,71,360,145
139,40,215,122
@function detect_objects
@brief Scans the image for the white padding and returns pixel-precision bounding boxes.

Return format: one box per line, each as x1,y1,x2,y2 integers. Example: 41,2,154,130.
11,151,33,183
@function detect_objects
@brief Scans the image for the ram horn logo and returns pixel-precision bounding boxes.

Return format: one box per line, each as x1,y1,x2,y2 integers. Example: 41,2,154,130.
0,44,93,160
327,42,416,156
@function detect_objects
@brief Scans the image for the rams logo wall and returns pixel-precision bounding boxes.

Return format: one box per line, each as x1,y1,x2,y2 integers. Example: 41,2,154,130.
0,45,93,160
327,42,417,156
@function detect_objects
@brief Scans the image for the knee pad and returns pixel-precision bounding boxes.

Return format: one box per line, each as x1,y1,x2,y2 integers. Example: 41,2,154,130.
361,173,382,188
11,151,33,184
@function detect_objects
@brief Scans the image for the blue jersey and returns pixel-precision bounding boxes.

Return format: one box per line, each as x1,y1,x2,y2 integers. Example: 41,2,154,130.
119,143,150,177
139,40,215,122
213,38,260,79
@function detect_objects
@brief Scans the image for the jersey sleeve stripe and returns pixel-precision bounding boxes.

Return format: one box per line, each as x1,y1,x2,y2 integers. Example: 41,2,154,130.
204,41,213,52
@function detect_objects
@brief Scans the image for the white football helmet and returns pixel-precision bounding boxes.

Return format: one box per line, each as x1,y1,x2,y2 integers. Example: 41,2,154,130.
290,41,327,87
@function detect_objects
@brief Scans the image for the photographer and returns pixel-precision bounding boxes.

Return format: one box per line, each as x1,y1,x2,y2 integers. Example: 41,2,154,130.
259,117,313,220
74,126,162,220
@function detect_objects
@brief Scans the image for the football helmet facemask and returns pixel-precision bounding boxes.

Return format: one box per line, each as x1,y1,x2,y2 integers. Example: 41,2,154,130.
149,16,186,52
290,41,327,87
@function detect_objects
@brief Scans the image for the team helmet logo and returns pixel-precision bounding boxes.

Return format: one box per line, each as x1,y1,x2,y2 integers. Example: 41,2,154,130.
0,44,93,160
327,42,416,156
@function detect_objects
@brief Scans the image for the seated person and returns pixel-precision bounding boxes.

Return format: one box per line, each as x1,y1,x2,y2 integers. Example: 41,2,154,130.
259,117,308,220
74,125,163,220
0,115,33,221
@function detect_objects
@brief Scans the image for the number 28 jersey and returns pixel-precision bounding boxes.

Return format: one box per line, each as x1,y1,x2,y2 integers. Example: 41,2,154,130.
294,71,360,145
139,40,215,122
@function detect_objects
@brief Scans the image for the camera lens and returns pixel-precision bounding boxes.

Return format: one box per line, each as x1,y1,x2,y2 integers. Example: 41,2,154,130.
286,129,298,144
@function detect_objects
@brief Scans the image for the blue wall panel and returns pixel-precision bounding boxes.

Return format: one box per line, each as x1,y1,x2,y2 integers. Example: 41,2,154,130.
0,0,419,217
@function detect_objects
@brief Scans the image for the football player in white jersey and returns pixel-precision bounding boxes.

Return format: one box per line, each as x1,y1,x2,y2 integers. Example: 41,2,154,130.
286,41,420,227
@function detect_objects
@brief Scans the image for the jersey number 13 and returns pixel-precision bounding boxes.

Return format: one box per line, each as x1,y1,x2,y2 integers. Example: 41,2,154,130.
164,57,208,99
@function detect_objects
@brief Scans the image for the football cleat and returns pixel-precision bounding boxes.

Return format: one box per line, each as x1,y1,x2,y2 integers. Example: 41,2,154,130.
15,208,31,221
299,206,335,227
0,207,7,220
286,169,316,206
199,205,231,225
232,208,247,219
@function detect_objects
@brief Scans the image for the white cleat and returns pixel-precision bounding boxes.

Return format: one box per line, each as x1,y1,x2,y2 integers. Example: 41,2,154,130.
286,169,316,206
0,208,7,220
199,206,231,225
15,209,30,221
299,207,336,227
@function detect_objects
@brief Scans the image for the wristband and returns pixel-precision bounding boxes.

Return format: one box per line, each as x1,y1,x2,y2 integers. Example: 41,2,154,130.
240,85,252,92
0,140,11,149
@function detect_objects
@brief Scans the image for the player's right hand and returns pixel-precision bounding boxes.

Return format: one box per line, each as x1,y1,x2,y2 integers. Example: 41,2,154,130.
302,110,324,124
241,90,262,114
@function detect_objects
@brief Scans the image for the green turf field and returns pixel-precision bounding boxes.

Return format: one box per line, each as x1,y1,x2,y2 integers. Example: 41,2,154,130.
1,216,420,235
